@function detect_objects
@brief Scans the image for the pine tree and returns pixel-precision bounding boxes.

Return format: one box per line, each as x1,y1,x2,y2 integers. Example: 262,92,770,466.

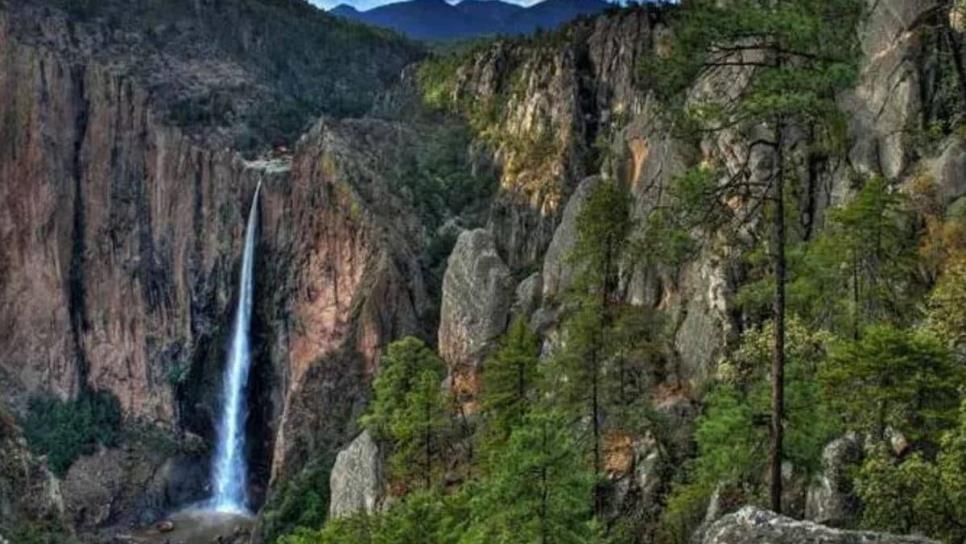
479,318,541,456
560,178,633,510
462,409,598,544
793,177,918,336
821,325,963,443
650,0,864,512
362,337,450,489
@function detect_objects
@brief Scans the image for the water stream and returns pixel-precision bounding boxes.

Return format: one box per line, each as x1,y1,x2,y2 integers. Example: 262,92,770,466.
209,182,261,513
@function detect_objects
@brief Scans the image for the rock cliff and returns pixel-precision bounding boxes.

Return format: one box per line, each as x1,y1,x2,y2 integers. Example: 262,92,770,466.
0,0,431,533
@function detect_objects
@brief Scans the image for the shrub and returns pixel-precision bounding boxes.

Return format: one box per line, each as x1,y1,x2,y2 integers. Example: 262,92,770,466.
21,391,122,476
259,458,333,543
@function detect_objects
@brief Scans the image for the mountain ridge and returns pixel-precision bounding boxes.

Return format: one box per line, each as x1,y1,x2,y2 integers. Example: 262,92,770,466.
330,0,614,40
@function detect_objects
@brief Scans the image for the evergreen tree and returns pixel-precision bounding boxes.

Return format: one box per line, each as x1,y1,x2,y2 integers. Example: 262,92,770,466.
462,409,598,544
658,319,839,542
560,178,633,508
362,337,450,489
855,400,966,543
821,325,962,443
650,0,864,512
929,252,966,348
797,177,917,336
479,318,541,456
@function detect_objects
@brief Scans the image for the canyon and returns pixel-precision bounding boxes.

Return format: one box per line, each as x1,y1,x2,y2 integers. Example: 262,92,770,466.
0,0,964,542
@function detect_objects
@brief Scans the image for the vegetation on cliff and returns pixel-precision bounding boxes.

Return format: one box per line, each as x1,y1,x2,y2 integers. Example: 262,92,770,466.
21,391,121,477
10,0,424,151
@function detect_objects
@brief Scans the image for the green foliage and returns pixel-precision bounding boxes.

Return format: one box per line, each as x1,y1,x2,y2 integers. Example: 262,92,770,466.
362,337,449,489
260,458,333,543
855,401,966,543
51,0,424,150
22,391,122,476
479,318,541,456
7,521,80,544
461,409,599,544
282,489,469,544
570,179,634,298
794,177,918,334
658,320,839,540
822,325,962,443
396,123,497,270
645,0,862,142
928,252,966,347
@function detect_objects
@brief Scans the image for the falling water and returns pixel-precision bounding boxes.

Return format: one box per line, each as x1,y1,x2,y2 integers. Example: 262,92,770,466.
210,182,261,513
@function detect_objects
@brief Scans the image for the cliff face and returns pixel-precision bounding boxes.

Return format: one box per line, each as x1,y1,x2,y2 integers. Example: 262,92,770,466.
0,0,432,530
431,9,665,269
4,0,966,538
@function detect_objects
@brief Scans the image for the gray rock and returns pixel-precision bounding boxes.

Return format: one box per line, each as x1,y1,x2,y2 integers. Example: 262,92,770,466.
806,435,864,527
845,0,940,180
438,229,514,368
929,137,966,206
511,272,543,323
702,506,938,544
542,176,601,301
328,430,383,519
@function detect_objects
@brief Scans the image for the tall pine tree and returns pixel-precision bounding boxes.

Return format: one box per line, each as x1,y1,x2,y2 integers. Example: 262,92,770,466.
651,0,864,512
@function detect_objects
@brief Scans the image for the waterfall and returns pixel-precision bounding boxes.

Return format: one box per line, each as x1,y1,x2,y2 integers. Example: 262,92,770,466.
210,182,261,513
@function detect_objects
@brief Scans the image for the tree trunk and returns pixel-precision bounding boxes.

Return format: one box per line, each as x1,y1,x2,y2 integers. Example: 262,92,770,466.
770,119,787,514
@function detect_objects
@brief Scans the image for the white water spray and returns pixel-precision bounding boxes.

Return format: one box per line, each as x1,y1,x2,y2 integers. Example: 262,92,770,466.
210,182,261,513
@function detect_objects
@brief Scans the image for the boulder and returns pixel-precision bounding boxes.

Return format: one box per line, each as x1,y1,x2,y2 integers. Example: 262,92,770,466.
806,435,864,527
439,228,515,411
702,506,939,544
328,430,383,519
63,449,127,529
439,228,514,369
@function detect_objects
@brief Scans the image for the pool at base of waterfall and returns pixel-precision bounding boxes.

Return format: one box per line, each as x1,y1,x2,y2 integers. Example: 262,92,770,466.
124,508,254,544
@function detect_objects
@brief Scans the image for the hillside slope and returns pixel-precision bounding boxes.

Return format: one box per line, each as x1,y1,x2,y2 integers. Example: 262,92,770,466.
4,0,423,151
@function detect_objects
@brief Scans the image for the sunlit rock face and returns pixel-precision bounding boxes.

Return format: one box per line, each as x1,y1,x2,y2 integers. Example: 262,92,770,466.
0,10,266,421
265,118,432,484
439,9,666,270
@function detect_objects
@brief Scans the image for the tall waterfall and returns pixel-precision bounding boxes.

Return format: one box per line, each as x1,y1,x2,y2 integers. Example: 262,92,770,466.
210,182,261,513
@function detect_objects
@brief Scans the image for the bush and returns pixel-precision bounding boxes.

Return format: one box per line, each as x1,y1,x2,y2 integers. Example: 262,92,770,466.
21,391,122,476
7,521,80,544
259,458,333,544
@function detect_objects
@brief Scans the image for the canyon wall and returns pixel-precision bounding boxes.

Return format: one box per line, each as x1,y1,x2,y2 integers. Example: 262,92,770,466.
0,0,431,531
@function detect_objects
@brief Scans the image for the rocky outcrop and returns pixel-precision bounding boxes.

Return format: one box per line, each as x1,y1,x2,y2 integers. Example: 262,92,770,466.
806,436,865,527
439,229,514,368
541,176,600,302
703,506,939,544
266,118,432,485
928,136,966,205
438,229,513,408
328,430,383,519
438,8,666,269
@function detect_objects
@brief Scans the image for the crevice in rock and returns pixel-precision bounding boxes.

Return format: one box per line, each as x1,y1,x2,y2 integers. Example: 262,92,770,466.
68,64,90,391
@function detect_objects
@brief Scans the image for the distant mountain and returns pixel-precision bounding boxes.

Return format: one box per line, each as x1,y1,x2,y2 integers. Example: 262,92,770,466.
330,0,612,40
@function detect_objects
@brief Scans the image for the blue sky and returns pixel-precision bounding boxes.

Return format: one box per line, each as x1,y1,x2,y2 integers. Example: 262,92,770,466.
310,0,543,11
